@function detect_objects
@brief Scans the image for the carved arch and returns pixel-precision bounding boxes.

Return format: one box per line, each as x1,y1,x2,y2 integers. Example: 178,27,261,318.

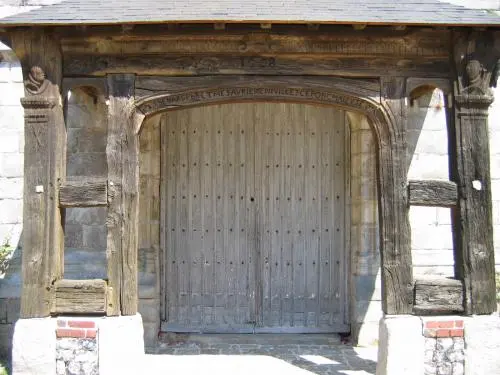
133,76,413,314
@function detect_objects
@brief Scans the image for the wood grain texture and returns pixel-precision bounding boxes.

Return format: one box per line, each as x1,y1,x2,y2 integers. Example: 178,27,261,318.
452,93,497,314
59,179,108,207
378,77,414,315
106,75,124,316
53,279,107,314
11,30,66,318
106,74,139,316
60,29,450,58
63,54,450,78
162,103,349,332
413,278,464,314
140,73,414,315
408,180,458,207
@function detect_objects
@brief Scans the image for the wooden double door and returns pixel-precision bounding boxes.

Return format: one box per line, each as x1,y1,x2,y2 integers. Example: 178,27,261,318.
161,102,349,333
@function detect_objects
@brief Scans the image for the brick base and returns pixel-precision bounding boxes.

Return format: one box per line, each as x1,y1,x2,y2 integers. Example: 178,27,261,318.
56,318,97,339
423,319,464,338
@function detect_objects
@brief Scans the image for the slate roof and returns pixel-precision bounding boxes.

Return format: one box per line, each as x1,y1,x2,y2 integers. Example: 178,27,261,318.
1,0,500,27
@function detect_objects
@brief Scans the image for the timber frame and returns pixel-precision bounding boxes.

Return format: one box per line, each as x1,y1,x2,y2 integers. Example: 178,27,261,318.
2,23,499,318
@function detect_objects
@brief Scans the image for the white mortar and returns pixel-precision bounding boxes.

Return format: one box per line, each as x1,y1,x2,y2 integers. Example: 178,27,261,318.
376,315,424,375
12,318,57,375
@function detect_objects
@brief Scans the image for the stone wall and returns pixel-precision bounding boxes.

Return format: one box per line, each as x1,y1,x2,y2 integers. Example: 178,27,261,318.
0,42,24,360
56,318,98,375
423,318,465,375
64,88,108,280
407,89,455,277
138,114,162,348
348,112,381,346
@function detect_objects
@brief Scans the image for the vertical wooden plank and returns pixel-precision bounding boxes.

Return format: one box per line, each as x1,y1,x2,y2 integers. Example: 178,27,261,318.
213,105,225,326
333,109,346,323
379,77,414,314
179,108,190,324
166,111,179,322
13,30,66,318
282,104,294,328
246,104,257,327
342,111,351,325
160,114,167,322
294,104,306,327
319,107,333,327
452,86,497,314
190,108,203,325
106,73,137,316
201,106,215,326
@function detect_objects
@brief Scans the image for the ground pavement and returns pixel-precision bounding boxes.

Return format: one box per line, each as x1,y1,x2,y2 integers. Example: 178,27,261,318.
143,334,377,375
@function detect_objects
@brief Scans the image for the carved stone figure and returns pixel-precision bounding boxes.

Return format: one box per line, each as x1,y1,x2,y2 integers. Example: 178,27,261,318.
465,60,483,88
25,66,49,95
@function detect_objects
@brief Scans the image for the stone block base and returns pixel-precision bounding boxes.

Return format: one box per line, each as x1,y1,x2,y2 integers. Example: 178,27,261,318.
376,314,500,375
376,315,424,375
12,314,145,375
464,315,500,375
12,318,57,375
99,314,145,375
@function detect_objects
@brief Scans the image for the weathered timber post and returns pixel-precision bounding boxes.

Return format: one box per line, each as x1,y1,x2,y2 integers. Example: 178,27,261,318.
450,32,498,315
379,77,414,315
9,30,66,318
106,74,139,315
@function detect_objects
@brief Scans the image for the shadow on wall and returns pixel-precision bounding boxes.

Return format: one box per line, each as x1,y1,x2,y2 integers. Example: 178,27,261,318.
351,85,451,344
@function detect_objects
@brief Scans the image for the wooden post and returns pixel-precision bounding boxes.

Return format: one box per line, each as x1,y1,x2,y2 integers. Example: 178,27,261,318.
106,74,139,316
450,33,498,314
379,77,414,314
10,30,66,318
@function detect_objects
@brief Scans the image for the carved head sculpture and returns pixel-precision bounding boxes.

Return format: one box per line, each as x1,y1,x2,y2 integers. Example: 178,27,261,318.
25,66,48,95
465,60,483,89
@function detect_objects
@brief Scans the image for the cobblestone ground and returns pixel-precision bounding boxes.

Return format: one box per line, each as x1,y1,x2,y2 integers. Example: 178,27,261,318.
144,334,377,375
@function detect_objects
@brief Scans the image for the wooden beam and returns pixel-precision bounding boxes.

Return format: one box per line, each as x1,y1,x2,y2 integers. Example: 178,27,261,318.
214,23,226,30
413,278,464,315
452,92,496,314
63,54,451,78
11,30,66,318
352,24,367,30
60,29,451,58
379,77,414,314
53,279,107,314
408,180,458,207
59,179,108,207
260,23,272,29
106,74,138,316
449,34,497,315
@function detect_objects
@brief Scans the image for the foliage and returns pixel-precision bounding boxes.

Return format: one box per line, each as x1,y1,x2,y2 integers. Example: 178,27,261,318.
496,272,500,303
0,239,13,276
